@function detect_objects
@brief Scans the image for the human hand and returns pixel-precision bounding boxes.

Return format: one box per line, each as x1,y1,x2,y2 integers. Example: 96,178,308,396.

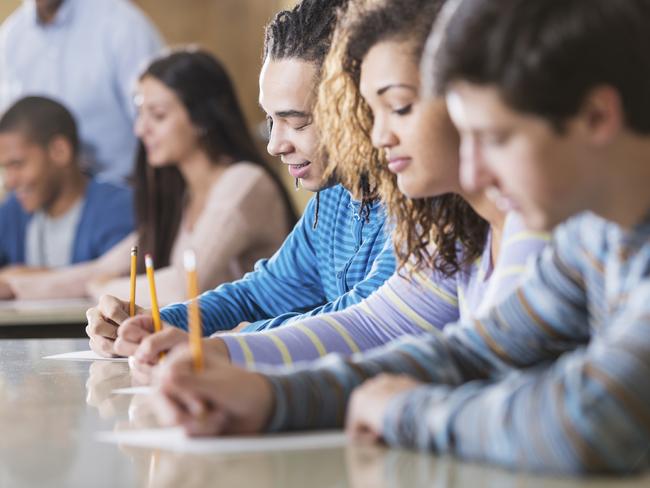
86,295,145,357
346,374,422,443
151,345,274,436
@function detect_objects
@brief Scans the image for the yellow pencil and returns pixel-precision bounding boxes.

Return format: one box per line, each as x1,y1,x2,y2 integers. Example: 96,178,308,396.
144,254,163,334
129,246,138,317
184,250,204,371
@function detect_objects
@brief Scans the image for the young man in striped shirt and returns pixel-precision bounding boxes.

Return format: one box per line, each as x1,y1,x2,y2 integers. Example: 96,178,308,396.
151,0,650,474
86,0,396,357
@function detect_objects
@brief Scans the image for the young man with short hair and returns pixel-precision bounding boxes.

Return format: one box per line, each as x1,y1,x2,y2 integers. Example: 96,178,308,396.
0,96,134,298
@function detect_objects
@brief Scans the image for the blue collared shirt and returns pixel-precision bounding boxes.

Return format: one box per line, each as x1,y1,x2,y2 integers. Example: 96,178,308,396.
0,0,164,182
160,184,396,334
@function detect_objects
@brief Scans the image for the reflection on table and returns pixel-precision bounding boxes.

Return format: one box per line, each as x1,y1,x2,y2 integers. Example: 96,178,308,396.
0,339,648,488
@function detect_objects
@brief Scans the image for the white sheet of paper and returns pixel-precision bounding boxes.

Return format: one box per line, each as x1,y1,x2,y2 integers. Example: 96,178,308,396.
43,351,129,362
111,386,155,395
96,428,348,454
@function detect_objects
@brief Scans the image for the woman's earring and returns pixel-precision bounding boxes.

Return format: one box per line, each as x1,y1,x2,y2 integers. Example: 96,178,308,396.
295,178,300,191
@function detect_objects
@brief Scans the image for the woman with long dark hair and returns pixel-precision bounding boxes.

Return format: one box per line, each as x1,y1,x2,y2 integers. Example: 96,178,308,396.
6,48,297,305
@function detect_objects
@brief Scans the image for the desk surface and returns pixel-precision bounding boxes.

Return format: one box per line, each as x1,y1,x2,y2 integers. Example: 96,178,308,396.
0,339,648,488
0,299,91,338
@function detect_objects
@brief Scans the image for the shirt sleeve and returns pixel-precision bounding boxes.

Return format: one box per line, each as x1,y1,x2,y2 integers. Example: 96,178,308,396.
221,266,459,366
240,236,396,332
160,195,327,334
382,281,650,474
8,233,134,300
264,224,624,474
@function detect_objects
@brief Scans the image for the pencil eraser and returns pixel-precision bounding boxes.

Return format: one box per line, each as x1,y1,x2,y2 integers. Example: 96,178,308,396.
184,250,197,271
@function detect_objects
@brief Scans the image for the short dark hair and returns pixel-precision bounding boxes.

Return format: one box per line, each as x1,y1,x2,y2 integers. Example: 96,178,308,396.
0,96,79,155
429,0,650,133
263,0,350,70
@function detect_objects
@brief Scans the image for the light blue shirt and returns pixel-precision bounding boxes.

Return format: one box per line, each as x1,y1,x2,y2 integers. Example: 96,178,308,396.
0,0,164,183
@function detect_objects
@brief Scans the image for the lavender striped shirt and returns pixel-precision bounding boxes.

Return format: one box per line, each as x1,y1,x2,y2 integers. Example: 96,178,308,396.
221,214,547,367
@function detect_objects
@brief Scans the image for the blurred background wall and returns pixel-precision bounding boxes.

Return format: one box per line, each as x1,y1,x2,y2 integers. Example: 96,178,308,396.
0,0,309,210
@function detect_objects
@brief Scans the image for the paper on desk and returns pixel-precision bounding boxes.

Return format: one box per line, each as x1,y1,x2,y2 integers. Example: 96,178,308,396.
111,386,155,395
43,350,129,362
96,427,348,454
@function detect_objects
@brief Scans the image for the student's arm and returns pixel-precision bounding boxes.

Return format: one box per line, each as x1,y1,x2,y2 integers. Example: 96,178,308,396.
376,294,650,473
220,266,460,366
220,214,548,367
6,233,135,300
239,236,396,332
263,225,594,445
160,195,327,335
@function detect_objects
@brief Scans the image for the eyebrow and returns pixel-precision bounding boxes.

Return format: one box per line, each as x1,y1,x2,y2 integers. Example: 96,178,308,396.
377,84,417,96
274,110,311,119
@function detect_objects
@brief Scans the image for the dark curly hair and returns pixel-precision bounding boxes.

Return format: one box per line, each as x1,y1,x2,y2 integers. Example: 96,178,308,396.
263,0,378,227
316,0,489,276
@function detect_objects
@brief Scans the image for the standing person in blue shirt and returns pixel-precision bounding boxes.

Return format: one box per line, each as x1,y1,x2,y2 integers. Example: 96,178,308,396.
0,0,163,183
85,0,396,358
0,96,133,299
148,0,650,474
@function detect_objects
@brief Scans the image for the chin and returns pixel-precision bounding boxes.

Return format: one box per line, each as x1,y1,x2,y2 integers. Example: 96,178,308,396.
397,177,437,200
147,157,172,168
300,174,330,193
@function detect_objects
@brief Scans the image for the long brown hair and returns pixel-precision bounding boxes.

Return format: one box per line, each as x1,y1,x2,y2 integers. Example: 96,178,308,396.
134,48,297,271
315,0,488,277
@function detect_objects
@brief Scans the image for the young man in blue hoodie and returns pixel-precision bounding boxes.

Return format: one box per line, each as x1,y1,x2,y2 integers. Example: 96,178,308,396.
0,96,134,299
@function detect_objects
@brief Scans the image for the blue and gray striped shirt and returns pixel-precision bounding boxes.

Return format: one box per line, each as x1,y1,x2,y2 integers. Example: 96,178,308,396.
265,212,650,474
160,184,395,334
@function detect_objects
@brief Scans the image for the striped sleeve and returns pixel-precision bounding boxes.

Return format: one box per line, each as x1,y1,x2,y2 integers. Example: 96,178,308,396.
241,226,396,332
264,221,644,473
221,265,460,367
159,195,325,334
383,282,650,473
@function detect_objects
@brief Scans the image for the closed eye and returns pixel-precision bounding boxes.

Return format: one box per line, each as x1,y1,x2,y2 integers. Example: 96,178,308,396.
393,104,412,116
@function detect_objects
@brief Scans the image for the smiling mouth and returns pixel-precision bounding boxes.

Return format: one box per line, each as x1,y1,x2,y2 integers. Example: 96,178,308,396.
287,161,312,179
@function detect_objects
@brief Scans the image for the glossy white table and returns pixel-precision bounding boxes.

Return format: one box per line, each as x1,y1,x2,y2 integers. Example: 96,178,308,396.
0,299,91,338
0,339,647,488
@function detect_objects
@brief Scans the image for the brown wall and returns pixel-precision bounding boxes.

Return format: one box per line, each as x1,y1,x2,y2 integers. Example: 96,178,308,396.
1,0,309,209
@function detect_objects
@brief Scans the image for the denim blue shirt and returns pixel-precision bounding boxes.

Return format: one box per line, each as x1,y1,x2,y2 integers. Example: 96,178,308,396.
160,184,396,334
0,0,163,182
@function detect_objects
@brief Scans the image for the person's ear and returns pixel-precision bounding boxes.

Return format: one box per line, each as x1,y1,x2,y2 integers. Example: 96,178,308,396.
47,135,74,168
575,85,624,146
